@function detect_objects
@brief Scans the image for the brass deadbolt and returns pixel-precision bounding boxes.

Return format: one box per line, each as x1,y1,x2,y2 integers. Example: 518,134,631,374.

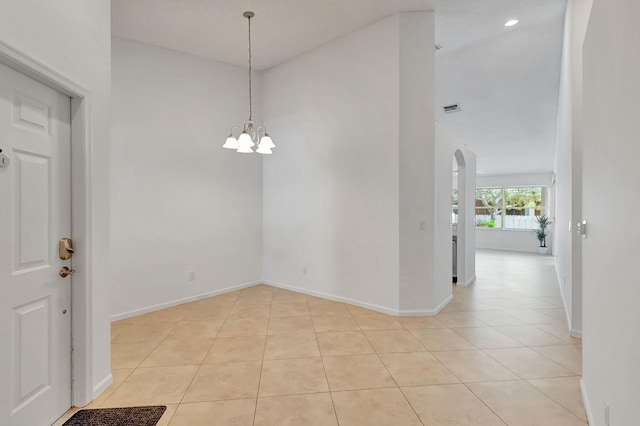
59,238,74,260
59,266,75,278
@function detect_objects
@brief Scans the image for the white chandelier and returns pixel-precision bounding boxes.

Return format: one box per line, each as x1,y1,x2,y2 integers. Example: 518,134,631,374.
223,11,275,154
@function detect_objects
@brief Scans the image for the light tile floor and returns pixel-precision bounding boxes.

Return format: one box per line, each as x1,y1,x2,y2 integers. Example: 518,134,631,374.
55,250,586,425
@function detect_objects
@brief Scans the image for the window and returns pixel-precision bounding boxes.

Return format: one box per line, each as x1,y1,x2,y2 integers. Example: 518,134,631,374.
475,186,549,230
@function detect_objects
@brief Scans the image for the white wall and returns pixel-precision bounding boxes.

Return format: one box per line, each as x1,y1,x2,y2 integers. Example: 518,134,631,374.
111,38,263,318
452,146,476,286
262,16,401,312
263,13,446,315
475,173,554,254
398,12,450,313
553,0,592,337
0,0,112,402
581,0,638,424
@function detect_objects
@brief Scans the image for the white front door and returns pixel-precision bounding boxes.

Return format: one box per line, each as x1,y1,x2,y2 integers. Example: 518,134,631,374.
0,62,72,425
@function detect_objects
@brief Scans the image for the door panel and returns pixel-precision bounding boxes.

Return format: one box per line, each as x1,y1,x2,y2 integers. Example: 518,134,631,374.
0,62,72,426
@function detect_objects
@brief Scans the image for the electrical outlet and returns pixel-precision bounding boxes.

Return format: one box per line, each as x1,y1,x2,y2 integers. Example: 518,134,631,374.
604,403,610,426
303,266,308,275
188,271,196,281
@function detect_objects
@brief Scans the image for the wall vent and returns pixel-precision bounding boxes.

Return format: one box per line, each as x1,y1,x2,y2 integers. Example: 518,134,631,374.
443,104,461,114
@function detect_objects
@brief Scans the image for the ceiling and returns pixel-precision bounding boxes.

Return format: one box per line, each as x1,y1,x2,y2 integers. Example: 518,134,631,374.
111,0,567,176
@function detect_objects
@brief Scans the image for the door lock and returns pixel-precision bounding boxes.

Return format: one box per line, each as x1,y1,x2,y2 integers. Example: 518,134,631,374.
0,148,9,168
59,238,74,260
59,266,75,278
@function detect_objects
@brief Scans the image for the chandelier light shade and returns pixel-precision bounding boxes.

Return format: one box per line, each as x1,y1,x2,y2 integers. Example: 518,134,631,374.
223,11,275,154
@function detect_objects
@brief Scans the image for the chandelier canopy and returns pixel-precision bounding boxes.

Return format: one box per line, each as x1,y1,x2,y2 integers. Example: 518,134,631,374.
222,11,275,155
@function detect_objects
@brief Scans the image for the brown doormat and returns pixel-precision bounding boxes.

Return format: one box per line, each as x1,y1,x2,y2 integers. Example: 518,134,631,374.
62,406,166,426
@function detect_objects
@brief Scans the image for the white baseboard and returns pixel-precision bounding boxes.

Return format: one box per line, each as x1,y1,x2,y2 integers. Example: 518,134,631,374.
264,280,453,317
92,374,113,401
398,294,453,316
457,274,476,287
110,280,262,322
580,378,594,425
264,280,398,315
570,329,582,338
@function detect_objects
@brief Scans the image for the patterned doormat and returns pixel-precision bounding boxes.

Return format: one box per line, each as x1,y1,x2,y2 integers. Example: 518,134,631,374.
62,406,166,426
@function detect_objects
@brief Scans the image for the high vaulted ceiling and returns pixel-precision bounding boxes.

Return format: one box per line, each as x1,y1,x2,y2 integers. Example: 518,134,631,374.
112,0,567,176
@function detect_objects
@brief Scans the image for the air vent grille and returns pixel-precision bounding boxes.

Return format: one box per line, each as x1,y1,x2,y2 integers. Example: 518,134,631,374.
443,104,461,114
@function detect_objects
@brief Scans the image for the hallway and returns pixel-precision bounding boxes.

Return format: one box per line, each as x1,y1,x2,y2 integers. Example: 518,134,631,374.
57,250,585,425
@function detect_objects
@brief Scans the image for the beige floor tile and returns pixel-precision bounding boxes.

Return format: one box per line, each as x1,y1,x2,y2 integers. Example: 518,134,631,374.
410,328,476,351
468,310,526,326
182,361,262,402
264,333,320,359
194,294,238,308
111,341,159,369
468,380,587,425
316,331,374,356
217,317,269,337
140,339,213,367
204,336,266,364
483,347,577,379
267,315,315,335
501,309,558,325
433,350,519,383
322,354,396,391
535,323,582,345
259,358,329,397
111,321,132,340
254,393,338,426
452,327,523,349
402,384,506,425
184,305,232,321
103,365,198,406
308,302,351,316
271,291,308,304
168,399,256,426
436,312,487,327
494,325,566,346
398,316,448,329
85,368,134,408
530,345,582,374
378,352,459,386
111,322,177,344
331,388,422,426
136,306,188,323
228,303,271,320
312,314,360,332
527,377,587,422
345,304,379,315
363,330,426,353
157,404,178,426
270,303,310,318
352,313,403,330
164,320,223,340
235,293,274,305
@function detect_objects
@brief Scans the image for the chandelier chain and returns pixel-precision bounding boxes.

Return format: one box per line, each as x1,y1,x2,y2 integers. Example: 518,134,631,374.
248,13,252,121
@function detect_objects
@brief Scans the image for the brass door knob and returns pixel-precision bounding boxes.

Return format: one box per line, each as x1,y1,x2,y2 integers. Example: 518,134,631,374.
59,266,75,278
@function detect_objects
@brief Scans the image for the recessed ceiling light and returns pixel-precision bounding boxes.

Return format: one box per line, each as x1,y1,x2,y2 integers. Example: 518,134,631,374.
505,19,519,27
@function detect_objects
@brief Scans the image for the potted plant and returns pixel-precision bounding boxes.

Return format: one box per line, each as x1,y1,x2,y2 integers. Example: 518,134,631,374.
534,215,551,255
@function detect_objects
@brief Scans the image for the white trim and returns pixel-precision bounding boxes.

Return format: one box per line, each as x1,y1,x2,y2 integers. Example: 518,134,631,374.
580,378,594,425
264,280,399,315
398,294,453,316
555,263,574,331
263,280,453,317
92,374,113,400
457,274,476,287
0,40,94,407
110,281,262,322
570,329,582,338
